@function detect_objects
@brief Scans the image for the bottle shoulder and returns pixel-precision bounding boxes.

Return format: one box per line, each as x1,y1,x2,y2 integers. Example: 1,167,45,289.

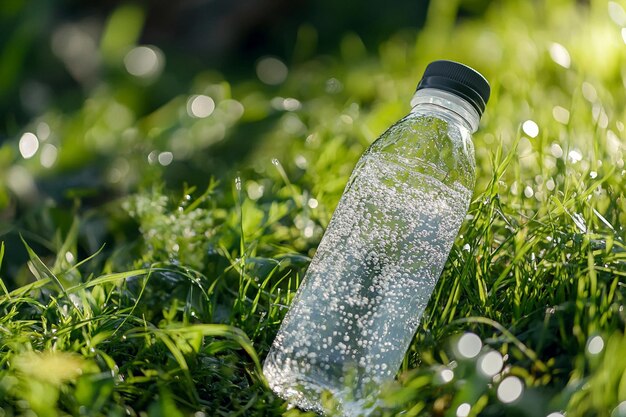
369,112,473,147
359,112,476,190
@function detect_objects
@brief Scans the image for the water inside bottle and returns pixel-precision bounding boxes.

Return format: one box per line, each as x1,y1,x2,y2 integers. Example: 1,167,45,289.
264,149,471,416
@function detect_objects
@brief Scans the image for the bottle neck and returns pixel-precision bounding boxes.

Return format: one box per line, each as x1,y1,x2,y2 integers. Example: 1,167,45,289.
409,88,481,133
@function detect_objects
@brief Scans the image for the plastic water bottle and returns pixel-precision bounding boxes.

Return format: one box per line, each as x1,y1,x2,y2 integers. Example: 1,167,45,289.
263,60,491,415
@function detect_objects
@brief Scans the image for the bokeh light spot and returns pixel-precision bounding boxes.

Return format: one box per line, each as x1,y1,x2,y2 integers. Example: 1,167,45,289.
7,166,36,199
524,185,534,198
124,46,164,78
187,95,215,118
549,43,571,68
456,403,471,417
593,104,609,128
256,57,288,85
221,99,245,121
522,120,539,138
439,368,454,383
609,2,626,25
246,181,264,200
587,335,604,355
568,149,583,163
497,376,524,403
148,150,158,165
19,132,39,159
582,82,598,102
40,144,58,168
550,143,564,158
478,351,504,376
157,151,173,166
552,106,570,124
282,114,306,134
613,401,626,417
50,24,100,83
294,155,308,169
283,98,301,111
325,78,343,94
457,333,482,359
37,122,51,141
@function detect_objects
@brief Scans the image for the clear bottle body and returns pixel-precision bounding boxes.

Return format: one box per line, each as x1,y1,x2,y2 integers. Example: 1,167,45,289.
263,89,479,416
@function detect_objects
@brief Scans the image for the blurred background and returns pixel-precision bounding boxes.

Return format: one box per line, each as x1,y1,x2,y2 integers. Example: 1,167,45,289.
0,0,625,285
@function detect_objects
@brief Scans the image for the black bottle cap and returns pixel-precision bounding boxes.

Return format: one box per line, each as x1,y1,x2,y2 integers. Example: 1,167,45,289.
416,60,491,117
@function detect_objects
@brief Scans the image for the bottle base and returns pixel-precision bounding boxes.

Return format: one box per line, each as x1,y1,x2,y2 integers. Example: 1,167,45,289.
263,355,379,417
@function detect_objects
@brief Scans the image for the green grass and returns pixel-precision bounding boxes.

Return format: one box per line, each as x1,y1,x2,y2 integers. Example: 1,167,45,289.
1,0,626,415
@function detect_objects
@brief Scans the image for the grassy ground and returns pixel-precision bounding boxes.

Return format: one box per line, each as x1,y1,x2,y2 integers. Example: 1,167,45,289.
1,0,626,416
